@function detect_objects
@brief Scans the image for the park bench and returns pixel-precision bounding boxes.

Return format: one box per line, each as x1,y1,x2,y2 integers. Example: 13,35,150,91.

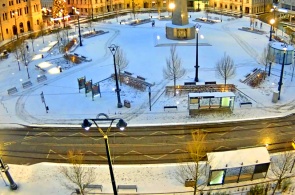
37,75,47,83
164,106,178,110
75,184,102,194
7,87,17,95
35,65,46,72
117,184,137,192
22,81,32,89
124,71,132,75
184,82,196,85
240,102,252,107
137,76,146,81
205,81,216,85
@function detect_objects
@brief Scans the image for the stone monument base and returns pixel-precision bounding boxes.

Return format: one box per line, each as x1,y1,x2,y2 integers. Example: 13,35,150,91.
166,23,195,40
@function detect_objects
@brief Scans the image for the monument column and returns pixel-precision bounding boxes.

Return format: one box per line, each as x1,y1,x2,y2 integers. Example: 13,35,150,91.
172,0,188,26
166,0,195,40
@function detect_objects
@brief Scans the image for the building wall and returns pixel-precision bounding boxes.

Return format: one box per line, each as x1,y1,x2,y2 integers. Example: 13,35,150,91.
0,0,43,41
41,0,54,8
279,0,295,13
68,0,126,16
208,0,273,14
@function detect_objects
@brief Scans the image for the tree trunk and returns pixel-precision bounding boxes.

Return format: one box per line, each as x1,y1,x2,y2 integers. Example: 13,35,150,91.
173,77,176,96
272,179,281,195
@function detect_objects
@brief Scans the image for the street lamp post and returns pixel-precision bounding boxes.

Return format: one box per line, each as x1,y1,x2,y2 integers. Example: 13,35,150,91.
0,157,18,190
12,11,18,39
148,86,151,111
77,13,82,46
81,113,127,195
269,19,275,41
278,47,287,100
108,44,123,108
73,7,82,46
195,24,201,82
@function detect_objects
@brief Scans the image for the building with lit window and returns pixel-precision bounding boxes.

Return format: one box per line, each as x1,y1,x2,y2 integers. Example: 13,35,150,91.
208,0,273,14
0,0,43,41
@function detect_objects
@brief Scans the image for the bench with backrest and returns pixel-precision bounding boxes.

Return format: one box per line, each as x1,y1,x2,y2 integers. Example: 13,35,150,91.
184,82,196,85
83,184,103,193
205,81,217,85
240,102,252,107
117,184,137,192
7,87,18,95
37,75,47,83
164,106,178,110
22,81,33,89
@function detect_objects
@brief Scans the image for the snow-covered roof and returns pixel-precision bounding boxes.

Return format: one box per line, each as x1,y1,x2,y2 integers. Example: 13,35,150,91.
188,92,235,98
207,147,270,170
269,42,294,51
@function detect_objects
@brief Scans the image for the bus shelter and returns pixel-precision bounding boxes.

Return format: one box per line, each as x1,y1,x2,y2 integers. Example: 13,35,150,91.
207,147,270,186
188,92,235,115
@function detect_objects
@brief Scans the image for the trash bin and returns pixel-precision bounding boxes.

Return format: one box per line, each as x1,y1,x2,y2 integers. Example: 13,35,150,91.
272,90,279,103
124,100,131,108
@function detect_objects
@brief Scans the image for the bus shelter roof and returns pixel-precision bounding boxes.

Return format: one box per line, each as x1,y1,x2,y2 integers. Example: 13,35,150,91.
188,92,235,98
207,147,270,170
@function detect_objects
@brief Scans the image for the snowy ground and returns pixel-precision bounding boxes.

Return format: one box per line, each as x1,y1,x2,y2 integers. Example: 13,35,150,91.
0,11,295,194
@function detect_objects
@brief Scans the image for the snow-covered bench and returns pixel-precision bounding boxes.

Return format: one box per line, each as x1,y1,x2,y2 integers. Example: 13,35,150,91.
117,184,137,192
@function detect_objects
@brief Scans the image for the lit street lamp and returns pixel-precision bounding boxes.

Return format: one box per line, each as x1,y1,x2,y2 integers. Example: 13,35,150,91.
0,157,18,190
108,44,122,108
195,23,201,82
278,46,287,100
169,2,175,18
269,19,275,41
81,113,127,195
12,11,18,39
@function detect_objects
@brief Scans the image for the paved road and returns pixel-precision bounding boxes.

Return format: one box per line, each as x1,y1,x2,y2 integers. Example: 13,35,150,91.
0,113,294,165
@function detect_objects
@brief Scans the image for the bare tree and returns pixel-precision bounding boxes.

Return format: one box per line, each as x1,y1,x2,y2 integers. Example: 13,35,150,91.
60,150,96,195
177,130,208,195
13,39,23,71
55,28,61,48
269,151,295,195
260,46,275,79
29,33,36,52
115,47,129,85
19,40,32,79
39,22,46,44
61,28,70,46
163,45,186,96
215,53,236,86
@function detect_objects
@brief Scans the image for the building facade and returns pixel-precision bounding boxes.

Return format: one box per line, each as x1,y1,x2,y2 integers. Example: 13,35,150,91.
208,0,273,14
65,0,209,17
278,0,295,15
0,0,43,41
